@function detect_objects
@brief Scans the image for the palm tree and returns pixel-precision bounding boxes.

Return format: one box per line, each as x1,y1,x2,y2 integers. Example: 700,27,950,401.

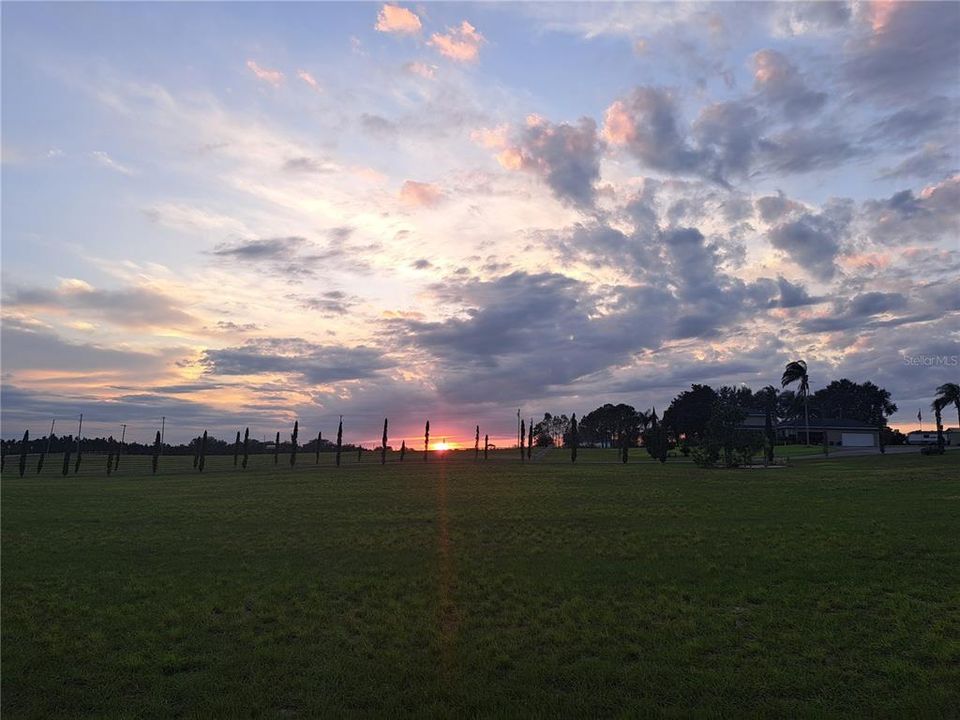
781,360,811,445
935,383,960,431
932,398,946,451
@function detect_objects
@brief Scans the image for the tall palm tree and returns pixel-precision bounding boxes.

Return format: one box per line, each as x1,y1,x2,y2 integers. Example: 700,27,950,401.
781,360,811,445
932,398,946,450
935,383,960,431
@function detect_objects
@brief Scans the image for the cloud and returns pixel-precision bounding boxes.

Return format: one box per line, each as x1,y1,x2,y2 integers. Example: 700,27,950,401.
282,156,338,173
211,236,306,259
246,59,284,86
297,69,321,91
845,1,960,100
429,20,486,62
751,49,827,116
755,191,804,223
494,116,602,208
399,180,444,207
375,4,422,34
4,280,196,330
758,125,861,173
800,291,909,332
768,205,849,281
200,338,391,384
360,113,399,137
90,150,135,176
878,144,957,180
860,175,960,245
402,61,436,79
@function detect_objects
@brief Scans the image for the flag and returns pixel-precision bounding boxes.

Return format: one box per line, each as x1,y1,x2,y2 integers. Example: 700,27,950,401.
917,409,922,423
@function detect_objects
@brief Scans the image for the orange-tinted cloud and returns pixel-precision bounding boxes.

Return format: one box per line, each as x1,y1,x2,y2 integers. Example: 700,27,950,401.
429,21,486,62
375,4,422,34
400,180,443,207
297,69,321,91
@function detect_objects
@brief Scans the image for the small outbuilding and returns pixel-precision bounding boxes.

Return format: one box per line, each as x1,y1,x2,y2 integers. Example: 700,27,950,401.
777,418,880,447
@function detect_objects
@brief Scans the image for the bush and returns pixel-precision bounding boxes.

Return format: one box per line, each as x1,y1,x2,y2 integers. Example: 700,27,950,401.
920,445,945,456
691,444,719,468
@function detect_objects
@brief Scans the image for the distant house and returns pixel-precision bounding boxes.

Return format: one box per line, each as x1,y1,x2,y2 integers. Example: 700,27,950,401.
907,428,958,445
776,418,880,447
737,411,768,430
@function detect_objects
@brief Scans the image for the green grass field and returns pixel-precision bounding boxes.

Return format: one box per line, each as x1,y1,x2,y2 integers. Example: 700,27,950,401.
3,453,959,718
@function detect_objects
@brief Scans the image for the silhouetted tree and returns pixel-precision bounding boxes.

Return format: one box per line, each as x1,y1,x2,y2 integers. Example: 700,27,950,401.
336,416,343,467
381,418,388,465
782,360,811,445
527,419,533,459
274,431,280,465
424,420,430,461
621,432,628,464
644,408,668,463
107,453,114,475
193,437,200,468
764,405,775,463
242,427,250,469
520,419,525,462
18,430,29,478
199,430,208,472
316,431,322,464
63,448,72,476
400,439,406,461
475,425,480,461
484,434,489,460
357,445,363,462
234,431,241,466
151,431,161,474
935,383,960,430
933,398,946,452
569,414,579,463
291,421,299,467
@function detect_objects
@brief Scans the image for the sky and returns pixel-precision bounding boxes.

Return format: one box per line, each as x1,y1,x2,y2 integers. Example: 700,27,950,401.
2,1,959,446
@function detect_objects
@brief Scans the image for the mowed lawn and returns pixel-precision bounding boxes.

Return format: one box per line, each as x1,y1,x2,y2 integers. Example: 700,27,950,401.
3,454,959,718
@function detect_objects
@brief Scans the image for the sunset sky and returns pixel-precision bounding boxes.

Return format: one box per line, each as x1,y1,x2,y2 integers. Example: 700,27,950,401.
2,1,959,446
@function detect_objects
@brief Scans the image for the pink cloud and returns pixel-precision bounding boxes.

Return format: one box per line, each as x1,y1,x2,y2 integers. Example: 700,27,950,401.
375,4,422,34
400,180,443,207
297,70,321,91
601,100,635,144
429,21,486,62
246,60,283,86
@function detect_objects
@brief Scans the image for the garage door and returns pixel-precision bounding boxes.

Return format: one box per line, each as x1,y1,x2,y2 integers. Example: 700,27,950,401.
841,432,874,447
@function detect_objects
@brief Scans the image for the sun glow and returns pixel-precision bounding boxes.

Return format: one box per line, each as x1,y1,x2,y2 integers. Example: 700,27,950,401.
434,441,453,451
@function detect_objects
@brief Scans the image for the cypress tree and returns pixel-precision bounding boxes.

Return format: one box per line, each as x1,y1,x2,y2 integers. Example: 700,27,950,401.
18,430,29,478
528,419,533,460
199,430,208,472
570,414,579,463
242,427,250,469
335,416,343,467
107,453,114,475
520,419,525,462
151,431,161,474
475,425,480,461
274,431,280,465
381,418,388,465
484,434,489,460
316,431,322,464
63,448,72,476
424,420,430,461
234,431,241,466
291,421,299,467
193,438,200,468
400,439,406,461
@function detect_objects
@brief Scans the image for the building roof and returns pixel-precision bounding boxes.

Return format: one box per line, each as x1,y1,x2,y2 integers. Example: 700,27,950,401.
777,417,879,430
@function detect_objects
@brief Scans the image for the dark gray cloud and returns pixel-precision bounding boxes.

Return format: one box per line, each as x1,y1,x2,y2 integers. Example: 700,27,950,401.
755,191,804,223
282,156,337,173
758,125,861,173
3,282,196,330
867,96,956,147
211,236,306,259
200,337,390,384
878,144,958,181
506,117,602,208
861,176,960,245
288,290,356,315
768,202,851,281
360,113,399,137
844,1,960,101
752,49,828,117
801,291,908,332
